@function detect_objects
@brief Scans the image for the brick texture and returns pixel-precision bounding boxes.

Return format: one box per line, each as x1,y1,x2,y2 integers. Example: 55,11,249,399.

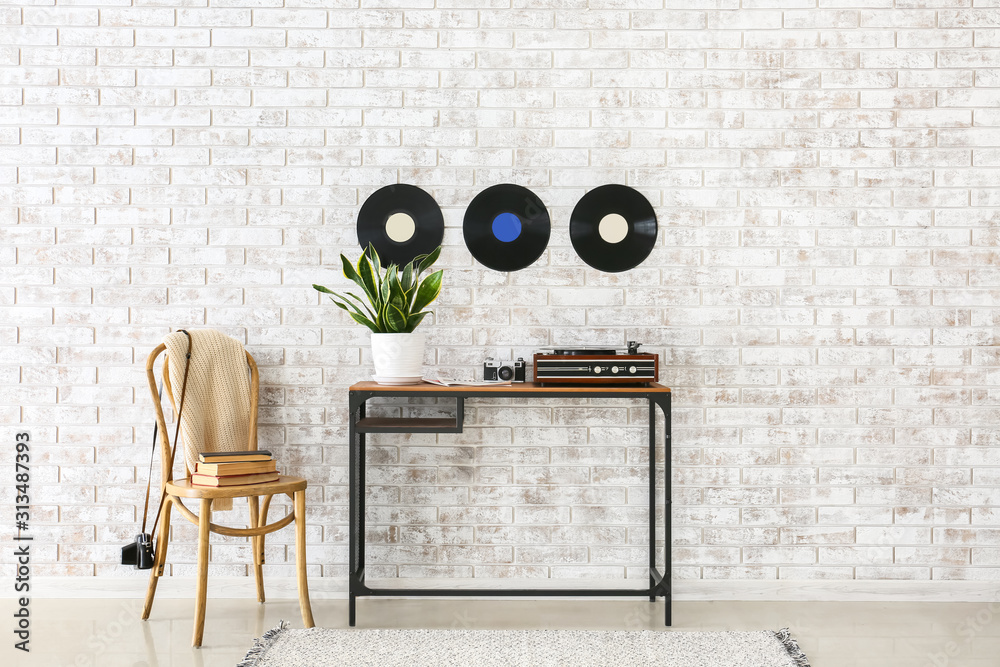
1,2,998,585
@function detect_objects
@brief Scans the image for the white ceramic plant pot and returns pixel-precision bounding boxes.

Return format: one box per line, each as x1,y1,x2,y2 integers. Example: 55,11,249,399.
370,332,425,381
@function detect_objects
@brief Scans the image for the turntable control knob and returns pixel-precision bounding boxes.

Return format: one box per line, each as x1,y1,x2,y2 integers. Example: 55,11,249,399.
594,366,602,374
612,366,619,374
629,365,637,374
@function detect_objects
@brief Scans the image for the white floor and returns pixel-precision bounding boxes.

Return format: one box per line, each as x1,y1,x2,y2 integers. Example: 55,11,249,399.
5,597,996,666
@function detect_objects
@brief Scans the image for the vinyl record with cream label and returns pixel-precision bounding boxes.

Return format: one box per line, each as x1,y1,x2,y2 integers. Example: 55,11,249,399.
357,183,444,266
569,184,657,273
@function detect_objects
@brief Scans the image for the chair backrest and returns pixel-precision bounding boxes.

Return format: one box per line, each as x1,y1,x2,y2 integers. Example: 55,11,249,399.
145,342,260,482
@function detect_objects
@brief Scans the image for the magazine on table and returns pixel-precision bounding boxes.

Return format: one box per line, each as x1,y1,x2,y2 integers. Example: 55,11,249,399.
422,377,512,387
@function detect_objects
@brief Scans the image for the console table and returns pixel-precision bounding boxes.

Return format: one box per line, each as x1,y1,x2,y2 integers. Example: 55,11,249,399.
347,381,672,626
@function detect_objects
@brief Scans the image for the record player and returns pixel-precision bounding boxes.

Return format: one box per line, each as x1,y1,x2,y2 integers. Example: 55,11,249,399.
533,341,658,385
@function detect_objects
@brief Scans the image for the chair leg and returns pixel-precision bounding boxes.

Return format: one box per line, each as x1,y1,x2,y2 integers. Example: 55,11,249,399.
294,490,314,628
192,498,212,648
260,494,272,566
141,496,172,620
248,496,265,603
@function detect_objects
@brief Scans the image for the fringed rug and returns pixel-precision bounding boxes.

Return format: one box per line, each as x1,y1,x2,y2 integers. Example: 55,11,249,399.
239,621,811,667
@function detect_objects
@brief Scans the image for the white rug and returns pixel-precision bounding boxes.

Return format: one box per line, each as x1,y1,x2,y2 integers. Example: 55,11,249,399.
239,621,811,667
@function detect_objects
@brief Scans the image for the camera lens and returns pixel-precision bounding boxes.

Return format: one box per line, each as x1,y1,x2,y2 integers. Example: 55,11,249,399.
498,366,514,381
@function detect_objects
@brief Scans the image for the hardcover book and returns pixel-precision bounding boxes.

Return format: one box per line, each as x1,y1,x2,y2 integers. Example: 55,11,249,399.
190,472,280,487
198,450,273,463
195,460,277,476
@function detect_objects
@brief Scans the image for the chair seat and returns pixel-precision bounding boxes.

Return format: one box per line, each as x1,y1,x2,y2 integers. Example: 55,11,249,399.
166,474,307,499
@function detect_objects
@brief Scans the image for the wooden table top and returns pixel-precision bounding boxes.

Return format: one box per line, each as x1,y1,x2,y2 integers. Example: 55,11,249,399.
349,381,670,394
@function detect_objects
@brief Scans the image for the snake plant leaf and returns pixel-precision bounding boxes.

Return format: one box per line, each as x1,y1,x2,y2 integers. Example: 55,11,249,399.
343,291,378,321
364,243,382,278
357,252,380,307
329,292,371,320
386,303,408,332
341,254,376,305
411,269,443,315
339,254,363,291
317,285,377,322
378,300,401,333
386,263,398,290
389,265,408,312
367,244,386,307
411,253,427,275
379,267,392,311
406,311,428,332
400,262,415,294
327,295,380,333
327,296,350,311
416,246,441,276
347,311,380,332
377,255,394,301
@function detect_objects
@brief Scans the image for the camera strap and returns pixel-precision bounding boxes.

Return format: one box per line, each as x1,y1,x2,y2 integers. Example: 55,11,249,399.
141,330,193,541
139,380,163,536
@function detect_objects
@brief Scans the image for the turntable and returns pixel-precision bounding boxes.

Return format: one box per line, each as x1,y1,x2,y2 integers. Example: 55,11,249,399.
533,341,658,385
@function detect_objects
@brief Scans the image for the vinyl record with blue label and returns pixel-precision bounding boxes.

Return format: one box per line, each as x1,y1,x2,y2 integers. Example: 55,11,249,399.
570,184,657,273
463,184,550,272
357,183,444,266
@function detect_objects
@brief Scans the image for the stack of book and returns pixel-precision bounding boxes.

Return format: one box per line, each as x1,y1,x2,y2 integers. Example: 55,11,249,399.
190,449,279,487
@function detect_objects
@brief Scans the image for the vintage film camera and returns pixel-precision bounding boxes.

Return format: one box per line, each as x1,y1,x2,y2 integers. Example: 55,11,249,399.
121,532,155,570
483,357,526,383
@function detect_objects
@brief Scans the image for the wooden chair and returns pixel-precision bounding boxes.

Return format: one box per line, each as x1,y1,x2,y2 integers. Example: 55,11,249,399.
140,342,315,647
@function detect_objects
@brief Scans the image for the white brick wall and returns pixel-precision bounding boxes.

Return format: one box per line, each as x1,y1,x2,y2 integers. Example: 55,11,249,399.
1,1,999,586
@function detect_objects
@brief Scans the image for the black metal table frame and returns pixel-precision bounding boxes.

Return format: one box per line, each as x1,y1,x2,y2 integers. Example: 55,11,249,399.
348,384,672,626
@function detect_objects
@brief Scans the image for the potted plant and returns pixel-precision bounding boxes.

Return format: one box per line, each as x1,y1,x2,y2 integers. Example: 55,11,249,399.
314,244,443,384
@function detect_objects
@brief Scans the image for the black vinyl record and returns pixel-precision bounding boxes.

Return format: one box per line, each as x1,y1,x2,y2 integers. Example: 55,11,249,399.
570,184,657,273
463,184,550,272
357,183,444,266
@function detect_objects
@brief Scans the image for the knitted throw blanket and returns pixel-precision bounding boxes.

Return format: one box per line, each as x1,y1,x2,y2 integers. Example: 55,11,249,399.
164,329,253,512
